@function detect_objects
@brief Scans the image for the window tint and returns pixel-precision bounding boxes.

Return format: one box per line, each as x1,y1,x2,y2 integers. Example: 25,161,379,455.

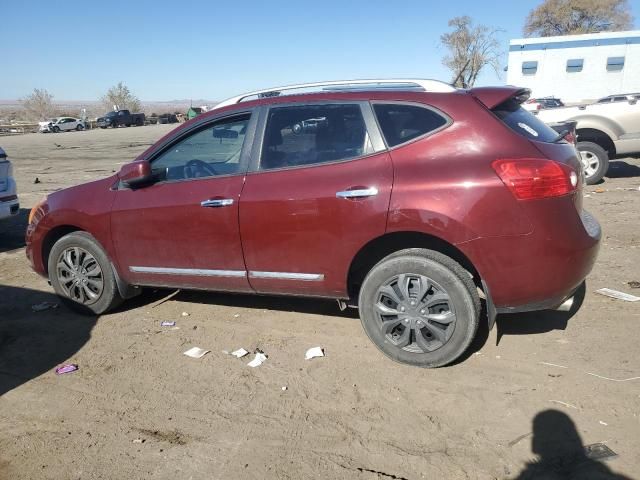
373,104,448,147
492,99,559,143
522,61,538,75
566,58,583,73
607,56,625,72
152,115,250,180
260,104,371,170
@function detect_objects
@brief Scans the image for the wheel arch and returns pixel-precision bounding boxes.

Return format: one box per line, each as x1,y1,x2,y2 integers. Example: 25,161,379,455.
576,128,616,157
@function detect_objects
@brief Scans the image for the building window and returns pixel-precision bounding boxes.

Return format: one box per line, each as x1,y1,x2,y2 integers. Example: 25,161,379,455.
607,57,625,72
522,61,538,75
566,58,584,73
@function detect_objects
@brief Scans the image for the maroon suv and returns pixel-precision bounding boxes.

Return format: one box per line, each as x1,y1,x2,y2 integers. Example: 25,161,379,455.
26,79,601,367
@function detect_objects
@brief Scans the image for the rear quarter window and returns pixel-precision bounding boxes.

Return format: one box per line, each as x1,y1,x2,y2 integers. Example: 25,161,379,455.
492,99,558,143
373,103,449,147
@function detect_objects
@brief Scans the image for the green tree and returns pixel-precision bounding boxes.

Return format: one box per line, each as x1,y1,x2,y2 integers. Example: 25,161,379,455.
524,0,633,37
101,82,142,112
441,16,502,88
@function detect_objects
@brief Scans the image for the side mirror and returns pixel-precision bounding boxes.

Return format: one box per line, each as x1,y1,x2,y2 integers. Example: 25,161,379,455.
119,160,153,188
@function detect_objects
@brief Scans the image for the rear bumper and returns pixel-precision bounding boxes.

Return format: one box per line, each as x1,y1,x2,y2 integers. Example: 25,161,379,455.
460,208,600,311
0,191,19,220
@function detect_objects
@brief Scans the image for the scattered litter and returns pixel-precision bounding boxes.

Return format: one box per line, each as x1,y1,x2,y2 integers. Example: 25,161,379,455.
150,289,181,309
474,352,482,356
231,348,249,358
585,372,640,382
599,421,608,426
549,400,578,409
282,386,287,391
594,188,605,193
540,362,568,369
584,443,617,461
495,355,501,359
247,352,267,367
233,314,240,318
595,288,640,302
305,347,325,360
34,177,41,184
170,327,180,331
584,194,591,198
132,438,145,444
628,281,640,289
55,364,78,375
31,301,58,312
183,347,210,359
181,312,190,317
160,321,176,327
507,432,532,448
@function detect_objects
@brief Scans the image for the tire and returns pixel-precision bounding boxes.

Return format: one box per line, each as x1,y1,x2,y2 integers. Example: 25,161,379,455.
100,126,107,129
125,123,131,127
112,123,118,129
52,126,60,133
577,141,609,185
48,232,123,315
76,124,84,131
358,249,480,367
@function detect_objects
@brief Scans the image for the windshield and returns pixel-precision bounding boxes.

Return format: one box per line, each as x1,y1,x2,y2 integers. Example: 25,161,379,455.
492,99,559,143
105,112,117,117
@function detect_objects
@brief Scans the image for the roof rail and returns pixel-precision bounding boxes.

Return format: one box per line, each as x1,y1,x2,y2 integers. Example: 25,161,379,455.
213,79,456,110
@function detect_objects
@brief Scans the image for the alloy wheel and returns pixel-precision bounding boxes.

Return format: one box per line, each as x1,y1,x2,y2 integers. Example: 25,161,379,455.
580,150,600,179
56,247,104,305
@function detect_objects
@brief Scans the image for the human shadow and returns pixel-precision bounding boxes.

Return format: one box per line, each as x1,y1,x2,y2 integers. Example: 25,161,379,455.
0,285,98,396
0,207,29,253
606,160,640,179
513,409,632,479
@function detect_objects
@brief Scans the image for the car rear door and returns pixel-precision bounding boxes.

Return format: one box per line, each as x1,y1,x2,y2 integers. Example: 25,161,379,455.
238,102,392,298
110,111,258,291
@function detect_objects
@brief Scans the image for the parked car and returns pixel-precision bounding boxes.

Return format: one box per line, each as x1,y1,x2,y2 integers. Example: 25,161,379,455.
40,117,85,133
25,79,600,367
96,110,145,128
0,147,19,221
596,93,640,104
536,97,640,184
522,96,564,112
158,113,178,124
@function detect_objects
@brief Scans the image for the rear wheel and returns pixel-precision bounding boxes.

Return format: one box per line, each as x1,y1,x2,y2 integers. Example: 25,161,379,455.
577,141,609,185
48,232,123,315
76,124,84,131
52,126,60,133
358,249,480,367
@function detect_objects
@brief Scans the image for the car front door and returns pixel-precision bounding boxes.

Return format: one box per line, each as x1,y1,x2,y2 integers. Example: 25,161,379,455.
238,102,393,298
110,111,257,291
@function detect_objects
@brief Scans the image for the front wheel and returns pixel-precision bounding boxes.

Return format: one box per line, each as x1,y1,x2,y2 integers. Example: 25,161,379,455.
48,232,123,315
358,249,480,367
577,141,609,185
52,126,60,133
76,124,84,131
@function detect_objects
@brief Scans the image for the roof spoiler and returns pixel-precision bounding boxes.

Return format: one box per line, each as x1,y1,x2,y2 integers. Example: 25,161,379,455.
469,86,531,109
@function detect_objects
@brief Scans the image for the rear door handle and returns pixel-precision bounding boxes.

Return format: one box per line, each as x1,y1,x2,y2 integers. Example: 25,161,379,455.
336,187,378,199
201,198,234,207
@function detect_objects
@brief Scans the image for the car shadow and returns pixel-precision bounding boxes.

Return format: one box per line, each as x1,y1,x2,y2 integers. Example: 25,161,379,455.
510,409,631,479
0,285,98,396
607,159,640,179
0,208,28,253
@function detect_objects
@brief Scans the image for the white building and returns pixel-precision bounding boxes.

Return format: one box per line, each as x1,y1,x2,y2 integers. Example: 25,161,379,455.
507,30,640,103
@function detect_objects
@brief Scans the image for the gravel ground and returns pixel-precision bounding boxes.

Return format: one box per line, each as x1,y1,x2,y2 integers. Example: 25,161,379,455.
1,125,639,480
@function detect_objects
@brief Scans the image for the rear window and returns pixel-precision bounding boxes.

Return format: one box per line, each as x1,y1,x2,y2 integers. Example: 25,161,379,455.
373,104,448,147
492,99,559,143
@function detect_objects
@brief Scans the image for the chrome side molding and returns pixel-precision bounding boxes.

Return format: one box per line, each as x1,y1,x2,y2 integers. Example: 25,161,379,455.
129,266,246,277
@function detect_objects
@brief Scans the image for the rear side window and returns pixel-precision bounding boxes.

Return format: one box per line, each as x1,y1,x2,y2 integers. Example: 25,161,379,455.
373,104,448,147
492,99,559,143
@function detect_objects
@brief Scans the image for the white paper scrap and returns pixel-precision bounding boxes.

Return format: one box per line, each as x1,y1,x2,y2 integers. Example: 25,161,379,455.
231,348,249,358
247,352,267,367
595,288,640,302
183,347,210,359
305,347,325,360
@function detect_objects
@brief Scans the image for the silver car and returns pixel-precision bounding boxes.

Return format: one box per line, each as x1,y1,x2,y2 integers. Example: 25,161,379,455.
43,117,86,133
0,147,19,221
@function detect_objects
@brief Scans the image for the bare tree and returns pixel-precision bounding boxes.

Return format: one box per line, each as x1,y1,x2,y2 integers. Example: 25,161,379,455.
441,16,503,88
21,88,55,120
101,82,142,112
524,0,633,37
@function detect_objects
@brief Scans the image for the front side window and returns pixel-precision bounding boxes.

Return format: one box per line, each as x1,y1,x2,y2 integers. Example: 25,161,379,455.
152,114,250,180
260,104,371,170
373,103,448,147
607,56,625,72
522,61,538,75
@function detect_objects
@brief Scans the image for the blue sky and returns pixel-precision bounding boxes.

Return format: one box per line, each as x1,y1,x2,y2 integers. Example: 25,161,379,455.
2,0,638,101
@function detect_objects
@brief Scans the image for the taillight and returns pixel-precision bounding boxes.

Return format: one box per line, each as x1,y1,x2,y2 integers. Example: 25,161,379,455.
492,159,578,200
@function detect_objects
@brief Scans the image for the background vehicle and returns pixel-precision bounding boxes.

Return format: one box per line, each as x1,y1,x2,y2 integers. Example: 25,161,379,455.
537,98,640,184
26,79,600,368
596,93,640,104
39,117,85,133
0,147,19,221
522,96,564,112
96,110,145,128
158,113,178,124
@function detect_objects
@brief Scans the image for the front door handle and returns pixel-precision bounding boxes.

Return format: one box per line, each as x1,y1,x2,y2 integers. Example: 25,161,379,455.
201,198,234,208
336,187,378,199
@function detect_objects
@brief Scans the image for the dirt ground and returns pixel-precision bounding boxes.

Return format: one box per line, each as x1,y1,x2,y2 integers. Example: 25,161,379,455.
1,125,639,480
